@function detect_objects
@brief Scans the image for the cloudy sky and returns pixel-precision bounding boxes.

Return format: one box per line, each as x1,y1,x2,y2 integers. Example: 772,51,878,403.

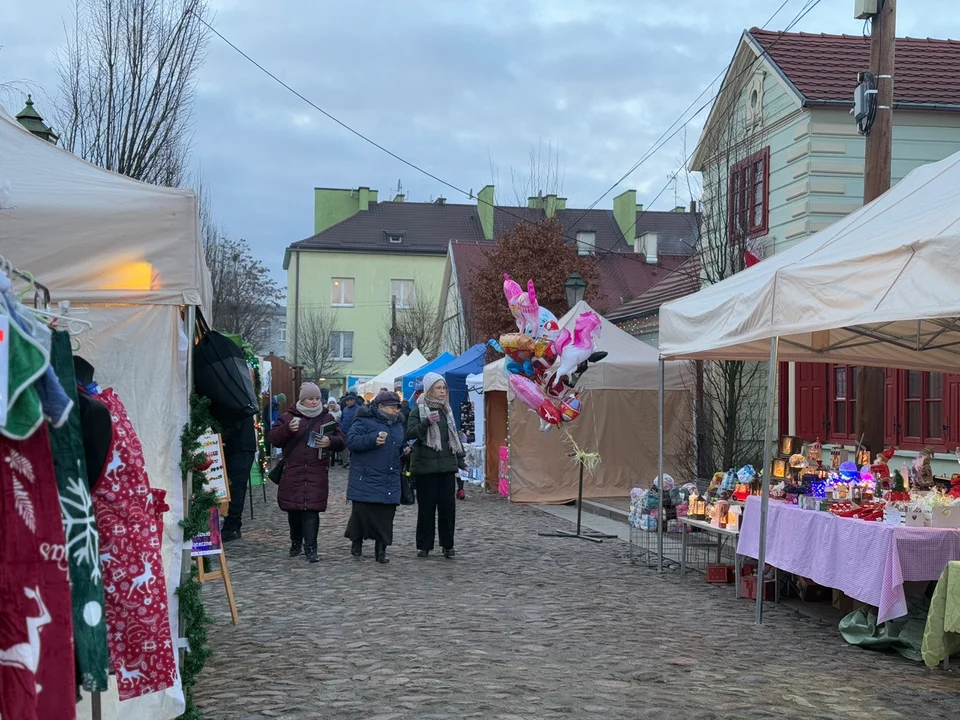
4,0,959,282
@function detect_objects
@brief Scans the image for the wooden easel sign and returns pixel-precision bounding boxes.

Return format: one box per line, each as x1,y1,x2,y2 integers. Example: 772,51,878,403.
198,431,231,515
191,507,240,625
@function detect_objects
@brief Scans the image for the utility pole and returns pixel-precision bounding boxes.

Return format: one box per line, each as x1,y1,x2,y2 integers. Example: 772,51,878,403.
856,0,896,459
390,295,398,362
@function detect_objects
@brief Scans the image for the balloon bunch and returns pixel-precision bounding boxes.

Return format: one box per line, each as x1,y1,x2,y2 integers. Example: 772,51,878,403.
488,274,606,431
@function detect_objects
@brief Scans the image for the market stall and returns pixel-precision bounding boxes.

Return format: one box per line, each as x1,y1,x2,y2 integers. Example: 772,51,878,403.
400,351,455,400
485,301,691,504
658,149,960,624
358,350,427,399
0,108,212,718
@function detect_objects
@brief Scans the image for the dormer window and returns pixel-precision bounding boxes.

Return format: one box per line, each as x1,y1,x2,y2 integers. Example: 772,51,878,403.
387,233,404,244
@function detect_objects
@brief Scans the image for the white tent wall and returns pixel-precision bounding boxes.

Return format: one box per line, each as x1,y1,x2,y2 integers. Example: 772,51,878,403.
359,350,427,398
77,306,189,720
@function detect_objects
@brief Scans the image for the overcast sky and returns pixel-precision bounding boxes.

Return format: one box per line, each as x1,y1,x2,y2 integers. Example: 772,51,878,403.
4,0,959,282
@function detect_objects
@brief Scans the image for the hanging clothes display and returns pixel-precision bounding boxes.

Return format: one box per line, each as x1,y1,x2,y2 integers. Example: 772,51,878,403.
0,423,78,720
48,331,110,693
91,388,177,701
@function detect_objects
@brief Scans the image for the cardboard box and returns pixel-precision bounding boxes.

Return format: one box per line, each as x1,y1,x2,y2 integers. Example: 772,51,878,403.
739,575,775,600
831,588,865,615
706,564,735,584
795,576,830,602
930,506,960,529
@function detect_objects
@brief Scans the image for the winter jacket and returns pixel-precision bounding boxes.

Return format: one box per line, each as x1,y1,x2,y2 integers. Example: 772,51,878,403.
340,395,363,433
268,408,345,512
345,407,405,505
405,404,466,476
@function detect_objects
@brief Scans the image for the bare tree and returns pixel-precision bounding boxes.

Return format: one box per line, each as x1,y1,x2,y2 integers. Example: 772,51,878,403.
293,307,347,381
684,55,772,472
488,138,565,206
55,0,209,187
380,280,442,363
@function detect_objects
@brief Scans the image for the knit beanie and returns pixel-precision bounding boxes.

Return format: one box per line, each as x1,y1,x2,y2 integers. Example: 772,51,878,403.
299,382,322,401
422,372,444,394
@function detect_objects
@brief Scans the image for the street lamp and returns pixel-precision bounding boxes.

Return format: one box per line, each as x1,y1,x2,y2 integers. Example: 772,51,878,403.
564,269,587,309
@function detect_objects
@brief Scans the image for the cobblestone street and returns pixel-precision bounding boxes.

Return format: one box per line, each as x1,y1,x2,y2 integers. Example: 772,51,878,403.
194,469,958,720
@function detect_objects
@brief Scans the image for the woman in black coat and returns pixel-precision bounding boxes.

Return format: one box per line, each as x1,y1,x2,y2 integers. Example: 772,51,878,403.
344,391,407,563
406,373,465,558
268,382,344,563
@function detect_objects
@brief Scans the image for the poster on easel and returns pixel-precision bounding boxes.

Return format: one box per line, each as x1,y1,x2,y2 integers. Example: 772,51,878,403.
190,507,223,557
198,431,231,513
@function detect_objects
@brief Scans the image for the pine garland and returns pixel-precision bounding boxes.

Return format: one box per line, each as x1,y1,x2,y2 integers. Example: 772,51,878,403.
176,394,220,719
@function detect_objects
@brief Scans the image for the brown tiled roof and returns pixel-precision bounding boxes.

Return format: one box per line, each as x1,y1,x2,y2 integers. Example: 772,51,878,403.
605,256,701,321
449,241,493,331
592,253,690,314
749,28,960,106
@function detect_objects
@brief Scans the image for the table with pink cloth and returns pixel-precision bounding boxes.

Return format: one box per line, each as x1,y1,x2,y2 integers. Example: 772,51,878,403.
737,495,960,623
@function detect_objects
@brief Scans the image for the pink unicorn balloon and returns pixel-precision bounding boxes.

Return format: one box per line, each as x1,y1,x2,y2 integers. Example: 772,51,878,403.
548,311,602,388
517,280,541,337
503,274,525,331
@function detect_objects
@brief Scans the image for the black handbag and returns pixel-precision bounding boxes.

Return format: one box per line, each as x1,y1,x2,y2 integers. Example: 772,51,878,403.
400,471,416,505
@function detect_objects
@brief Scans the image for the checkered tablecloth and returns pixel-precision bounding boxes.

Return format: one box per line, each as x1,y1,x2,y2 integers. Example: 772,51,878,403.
737,495,960,623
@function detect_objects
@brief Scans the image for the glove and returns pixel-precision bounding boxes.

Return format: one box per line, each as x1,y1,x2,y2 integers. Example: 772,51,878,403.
456,489,465,500
427,411,441,424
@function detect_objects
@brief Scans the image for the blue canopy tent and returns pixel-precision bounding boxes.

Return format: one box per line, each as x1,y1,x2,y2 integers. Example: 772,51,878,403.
441,344,487,426
401,352,455,401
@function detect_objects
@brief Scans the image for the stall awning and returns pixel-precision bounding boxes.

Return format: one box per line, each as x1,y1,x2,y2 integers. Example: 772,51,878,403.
659,150,960,373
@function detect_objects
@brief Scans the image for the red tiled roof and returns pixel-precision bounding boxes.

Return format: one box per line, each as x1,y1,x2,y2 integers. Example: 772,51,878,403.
605,256,701,321
749,28,960,106
591,253,689,315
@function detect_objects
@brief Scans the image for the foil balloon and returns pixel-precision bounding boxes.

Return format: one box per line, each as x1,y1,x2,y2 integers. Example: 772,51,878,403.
517,280,541,337
508,374,563,427
548,312,602,389
526,306,560,341
559,390,582,422
499,332,536,374
503,274,525,331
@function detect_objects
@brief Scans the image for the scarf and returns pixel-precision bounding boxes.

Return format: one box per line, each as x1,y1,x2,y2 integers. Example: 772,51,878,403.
373,407,400,425
417,393,462,454
296,401,324,418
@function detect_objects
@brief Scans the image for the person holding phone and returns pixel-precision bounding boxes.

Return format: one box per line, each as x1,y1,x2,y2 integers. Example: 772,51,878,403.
268,382,345,563
344,391,406,563
406,373,466,558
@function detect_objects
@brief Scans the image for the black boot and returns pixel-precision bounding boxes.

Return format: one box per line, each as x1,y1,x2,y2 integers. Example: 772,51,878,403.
303,511,320,564
375,542,389,564
351,539,363,557
289,540,303,557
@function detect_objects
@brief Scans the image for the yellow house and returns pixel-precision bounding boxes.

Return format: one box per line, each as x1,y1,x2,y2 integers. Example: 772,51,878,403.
284,185,498,395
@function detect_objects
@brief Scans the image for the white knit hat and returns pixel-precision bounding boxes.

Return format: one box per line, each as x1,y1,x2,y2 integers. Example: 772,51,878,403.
422,371,445,394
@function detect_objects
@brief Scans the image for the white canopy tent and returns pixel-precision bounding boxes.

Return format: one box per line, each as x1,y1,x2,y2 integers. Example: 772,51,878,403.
358,349,427,398
485,301,690,503
1,108,211,719
658,149,960,624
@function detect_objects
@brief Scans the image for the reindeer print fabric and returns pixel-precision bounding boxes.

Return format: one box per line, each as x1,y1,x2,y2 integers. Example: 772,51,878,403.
0,428,77,720
91,389,177,701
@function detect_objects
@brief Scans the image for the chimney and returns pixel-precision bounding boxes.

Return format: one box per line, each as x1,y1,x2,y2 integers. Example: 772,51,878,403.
690,199,698,213
393,193,405,203
478,185,495,240
314,186,378,234
359,186,372,212
637,232,658,264
613,189,637,249
671,205,686,213
435,197,446,205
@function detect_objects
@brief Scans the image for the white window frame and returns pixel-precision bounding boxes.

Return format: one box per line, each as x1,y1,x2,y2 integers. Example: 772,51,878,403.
390,279,415,310
576,231,596,256
278,325,287,343
330,331,354,361
331,277,355,307
388,234,403,244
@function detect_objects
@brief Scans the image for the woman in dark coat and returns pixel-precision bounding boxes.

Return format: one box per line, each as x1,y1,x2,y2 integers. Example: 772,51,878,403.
406,372,466,558
344,391,406,563
268,382,345,563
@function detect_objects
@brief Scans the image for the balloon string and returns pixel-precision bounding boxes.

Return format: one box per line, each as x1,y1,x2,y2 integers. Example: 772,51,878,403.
564,428,601,473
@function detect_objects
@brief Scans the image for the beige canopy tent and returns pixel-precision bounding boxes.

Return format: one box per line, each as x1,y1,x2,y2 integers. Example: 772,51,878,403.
1,108,211,719
658,149,960,623
484,300,691,503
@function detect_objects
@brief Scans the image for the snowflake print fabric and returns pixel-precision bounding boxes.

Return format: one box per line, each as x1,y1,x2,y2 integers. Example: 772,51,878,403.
0,428,78,720
91,389,177,701
48,331,110,692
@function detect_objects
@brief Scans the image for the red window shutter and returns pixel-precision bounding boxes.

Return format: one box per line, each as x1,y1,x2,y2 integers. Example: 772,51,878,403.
946,374,960,448
795,362,828,440
884,369,899,447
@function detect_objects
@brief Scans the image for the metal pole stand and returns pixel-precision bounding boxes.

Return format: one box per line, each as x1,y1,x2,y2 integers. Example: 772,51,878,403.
538,458,618,543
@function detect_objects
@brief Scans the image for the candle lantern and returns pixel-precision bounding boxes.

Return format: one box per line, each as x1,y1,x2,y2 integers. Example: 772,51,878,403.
780,435,804,457
789,453,807,484
808,438,822,465
856,445,871,467
771,457,788,480
831,446,843,471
